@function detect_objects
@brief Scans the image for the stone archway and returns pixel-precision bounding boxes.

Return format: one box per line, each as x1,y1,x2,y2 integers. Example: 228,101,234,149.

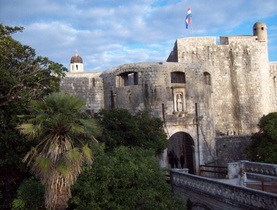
168,132,195,174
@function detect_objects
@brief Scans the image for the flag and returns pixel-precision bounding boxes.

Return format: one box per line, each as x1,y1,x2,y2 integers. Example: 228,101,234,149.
185,7,192,29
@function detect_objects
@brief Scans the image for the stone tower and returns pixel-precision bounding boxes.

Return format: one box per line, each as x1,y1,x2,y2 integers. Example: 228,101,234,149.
252,22,272,116
253,22,267,42
70,51,84,73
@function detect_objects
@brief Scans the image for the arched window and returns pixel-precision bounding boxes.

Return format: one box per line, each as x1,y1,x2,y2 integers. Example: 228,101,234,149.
171,72,186,83
204,72,211,85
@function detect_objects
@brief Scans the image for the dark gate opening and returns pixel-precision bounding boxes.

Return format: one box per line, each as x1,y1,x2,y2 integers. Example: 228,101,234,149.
168,132,195,174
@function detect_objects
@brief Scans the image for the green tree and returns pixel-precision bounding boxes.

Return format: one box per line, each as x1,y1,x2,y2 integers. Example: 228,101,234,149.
0,24,66,107
0,23,66,209
245,112,277,163
97,109,137,151
18,92,100,210
69,145,184,210
98,109,167,154
12,178,44,210
134,110,168,154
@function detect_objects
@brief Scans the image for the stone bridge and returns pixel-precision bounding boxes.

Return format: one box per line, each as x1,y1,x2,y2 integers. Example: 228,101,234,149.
171,161,277,210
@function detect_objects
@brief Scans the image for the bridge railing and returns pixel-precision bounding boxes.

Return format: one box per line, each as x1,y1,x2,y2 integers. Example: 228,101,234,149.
170,169,277,210
243,161,277,176
228,160,277,179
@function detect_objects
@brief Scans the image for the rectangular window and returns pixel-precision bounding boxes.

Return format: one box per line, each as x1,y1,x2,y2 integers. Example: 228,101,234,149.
171,72,186,83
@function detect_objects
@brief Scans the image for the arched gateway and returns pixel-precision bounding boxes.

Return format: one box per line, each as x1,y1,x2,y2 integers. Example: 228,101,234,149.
168,132,195,174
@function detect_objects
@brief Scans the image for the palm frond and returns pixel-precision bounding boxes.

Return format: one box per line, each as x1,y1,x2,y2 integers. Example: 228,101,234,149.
18,123,41,139
69,123,85,135
23,147,37,165
66,148,82,162
82,144,93,164
80,118,102,137
33,155,51,174
56,148,82,176
57,161,71,175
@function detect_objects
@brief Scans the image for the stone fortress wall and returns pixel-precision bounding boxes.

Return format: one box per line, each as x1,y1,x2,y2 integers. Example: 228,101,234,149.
270,62,277,109
60,22,277,173
167,34,274,135
60,72,104,115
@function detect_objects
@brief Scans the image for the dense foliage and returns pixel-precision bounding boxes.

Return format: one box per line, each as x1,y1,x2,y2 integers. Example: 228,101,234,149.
68,109,184,209
12,178,44,210
18,92,100,209
69,145,184,210
0,24,66,107
98,109,168,154
0,23,67,209
245,112,277,163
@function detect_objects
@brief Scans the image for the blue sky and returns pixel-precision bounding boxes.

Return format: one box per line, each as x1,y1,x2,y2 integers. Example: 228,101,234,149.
1,0,277,72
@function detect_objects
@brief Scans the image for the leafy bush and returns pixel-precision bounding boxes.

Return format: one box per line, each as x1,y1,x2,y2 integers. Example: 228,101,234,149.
245,112,277,163
69,145,184,210
12,178,44,210
97,109,167,154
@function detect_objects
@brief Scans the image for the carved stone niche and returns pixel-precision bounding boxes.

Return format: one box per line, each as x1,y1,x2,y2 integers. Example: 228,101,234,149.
172,87,186,116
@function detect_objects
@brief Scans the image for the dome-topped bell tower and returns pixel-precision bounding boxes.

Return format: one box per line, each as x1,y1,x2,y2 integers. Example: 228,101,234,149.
70,51,84,72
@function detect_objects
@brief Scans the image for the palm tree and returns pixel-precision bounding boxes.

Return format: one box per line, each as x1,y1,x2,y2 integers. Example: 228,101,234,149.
18,92,99,210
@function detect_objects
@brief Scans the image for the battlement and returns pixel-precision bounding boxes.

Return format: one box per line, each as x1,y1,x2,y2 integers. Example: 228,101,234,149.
175,35,257,47
64,72,102,77
176,37,216,46
219,35,256,45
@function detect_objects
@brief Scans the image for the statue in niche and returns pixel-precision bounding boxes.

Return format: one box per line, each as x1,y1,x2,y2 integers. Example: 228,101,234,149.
176,92,184,112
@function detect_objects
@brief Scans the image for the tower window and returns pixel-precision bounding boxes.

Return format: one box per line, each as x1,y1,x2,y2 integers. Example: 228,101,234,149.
92,78,96,87
171,72,186,83
76,65,78,70
204,72,211,85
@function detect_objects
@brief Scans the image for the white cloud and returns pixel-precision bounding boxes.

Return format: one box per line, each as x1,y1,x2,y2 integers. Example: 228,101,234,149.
1,0,277,71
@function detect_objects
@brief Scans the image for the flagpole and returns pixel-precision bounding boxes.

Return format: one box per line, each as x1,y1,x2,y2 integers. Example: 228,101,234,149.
190,15,193,36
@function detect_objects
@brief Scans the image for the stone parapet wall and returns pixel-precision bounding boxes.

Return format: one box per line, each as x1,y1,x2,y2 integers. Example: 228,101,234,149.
220,35,256,44
242,161,277,177
228,160,277,183
171,169,277,210
177,37,216,47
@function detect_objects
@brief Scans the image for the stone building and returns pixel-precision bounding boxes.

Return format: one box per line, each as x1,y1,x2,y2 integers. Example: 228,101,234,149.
60,22,277,174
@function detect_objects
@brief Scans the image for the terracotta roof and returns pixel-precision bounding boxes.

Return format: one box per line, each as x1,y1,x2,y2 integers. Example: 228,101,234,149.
70,54,83,63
